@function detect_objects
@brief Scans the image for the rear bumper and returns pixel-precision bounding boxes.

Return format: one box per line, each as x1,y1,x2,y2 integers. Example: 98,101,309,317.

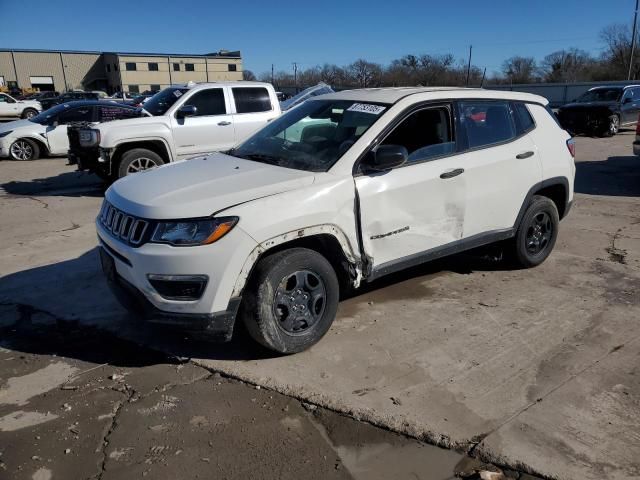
101,246,241,341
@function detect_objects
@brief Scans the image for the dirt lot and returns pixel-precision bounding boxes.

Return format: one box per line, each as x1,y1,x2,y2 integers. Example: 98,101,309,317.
0,131,639,480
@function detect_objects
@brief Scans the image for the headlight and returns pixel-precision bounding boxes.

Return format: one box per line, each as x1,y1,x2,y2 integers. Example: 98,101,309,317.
0,130,13,138
79,129,100,147
151,216,238,246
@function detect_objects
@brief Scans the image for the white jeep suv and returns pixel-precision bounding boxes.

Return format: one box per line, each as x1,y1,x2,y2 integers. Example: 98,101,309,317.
97,87,575,353
79,82,281,180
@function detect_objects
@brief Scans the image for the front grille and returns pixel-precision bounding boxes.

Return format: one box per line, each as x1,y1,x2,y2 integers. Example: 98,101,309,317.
99,201,150,246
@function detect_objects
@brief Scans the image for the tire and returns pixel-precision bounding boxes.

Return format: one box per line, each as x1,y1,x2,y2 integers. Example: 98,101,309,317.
509,195,559,268
9,138,40,161
21,108,38,119
603,115,620,137
117,148,164,179
241,248,340,354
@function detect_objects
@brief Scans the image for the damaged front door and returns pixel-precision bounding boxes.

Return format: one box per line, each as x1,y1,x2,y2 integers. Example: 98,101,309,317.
355,104,467,272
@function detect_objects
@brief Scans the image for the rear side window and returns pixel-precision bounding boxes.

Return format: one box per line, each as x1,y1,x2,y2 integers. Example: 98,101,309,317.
232,87,272,114
513,102,535,134
185,88,226,116
380,106,454,164
459,101,516,149
58,106,94,124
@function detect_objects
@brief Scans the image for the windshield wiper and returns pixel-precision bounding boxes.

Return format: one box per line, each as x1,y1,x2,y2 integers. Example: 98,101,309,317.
241,153,282,165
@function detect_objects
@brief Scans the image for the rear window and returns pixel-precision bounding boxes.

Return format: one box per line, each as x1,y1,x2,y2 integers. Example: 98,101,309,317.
232,87,272,114
458,101,516,149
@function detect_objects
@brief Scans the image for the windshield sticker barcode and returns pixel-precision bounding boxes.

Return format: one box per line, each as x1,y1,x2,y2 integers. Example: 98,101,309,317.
347,103,386,115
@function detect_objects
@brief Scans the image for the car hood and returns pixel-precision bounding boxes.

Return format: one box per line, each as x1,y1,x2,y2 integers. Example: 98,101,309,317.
560,101,617,110
0,119,40,134
106,153,316,219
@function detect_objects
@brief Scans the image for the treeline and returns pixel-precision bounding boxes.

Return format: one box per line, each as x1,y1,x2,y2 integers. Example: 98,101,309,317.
243,23,640,88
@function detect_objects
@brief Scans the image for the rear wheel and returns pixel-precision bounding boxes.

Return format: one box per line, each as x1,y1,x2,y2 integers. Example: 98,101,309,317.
241,248,340,354
117,148,164,179
603,115,620,137
509,195,559,268
9,138,39,161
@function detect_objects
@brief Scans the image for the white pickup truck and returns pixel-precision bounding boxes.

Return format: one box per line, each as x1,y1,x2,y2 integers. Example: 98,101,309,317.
0,93,42,120
75,82,281,180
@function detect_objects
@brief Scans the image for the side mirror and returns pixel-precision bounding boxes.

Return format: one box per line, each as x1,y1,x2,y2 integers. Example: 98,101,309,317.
365,145,408,172
177,105,197,118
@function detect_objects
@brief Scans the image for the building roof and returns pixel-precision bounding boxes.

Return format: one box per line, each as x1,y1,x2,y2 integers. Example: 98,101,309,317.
321,86,549,105
0,48,241,58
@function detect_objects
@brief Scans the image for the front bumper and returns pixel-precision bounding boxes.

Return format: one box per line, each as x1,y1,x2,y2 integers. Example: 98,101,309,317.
101,246,240,340
96,217,257,338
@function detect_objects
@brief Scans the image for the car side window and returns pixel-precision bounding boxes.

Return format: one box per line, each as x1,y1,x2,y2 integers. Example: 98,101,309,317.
513,102,535,134
99,106,139,122
184,89,226,116
232,87,273,114
58,107,94,124
379,106,455,164
459,101,516,149
0,95,7,103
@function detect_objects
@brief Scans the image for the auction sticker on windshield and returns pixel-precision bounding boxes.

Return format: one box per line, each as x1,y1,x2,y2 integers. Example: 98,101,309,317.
347,103,386,115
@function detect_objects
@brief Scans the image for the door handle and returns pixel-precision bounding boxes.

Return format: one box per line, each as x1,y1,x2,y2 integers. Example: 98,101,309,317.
516,151,535,159
218,121,232,126
440,168,464,179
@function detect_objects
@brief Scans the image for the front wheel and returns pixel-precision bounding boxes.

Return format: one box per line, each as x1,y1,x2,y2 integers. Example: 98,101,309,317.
9,138,40,161
509,195,559,268
21,108,38,119
117,148,164,179
241,248,340,354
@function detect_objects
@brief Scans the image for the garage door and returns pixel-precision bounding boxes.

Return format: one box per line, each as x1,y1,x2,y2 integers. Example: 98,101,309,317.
30,76,55,92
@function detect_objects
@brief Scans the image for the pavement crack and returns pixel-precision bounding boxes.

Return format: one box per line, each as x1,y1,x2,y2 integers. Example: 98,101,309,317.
24,196,49,209
93,388,136,480
606,229,627,264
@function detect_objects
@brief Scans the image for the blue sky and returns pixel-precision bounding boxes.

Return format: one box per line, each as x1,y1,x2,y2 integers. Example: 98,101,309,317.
0,0,636,77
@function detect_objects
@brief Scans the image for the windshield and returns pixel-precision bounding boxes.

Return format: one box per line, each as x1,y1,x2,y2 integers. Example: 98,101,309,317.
142,87,190,116
232,99,388,172
576,88,623,103
30,104,69,124
281,83,334,111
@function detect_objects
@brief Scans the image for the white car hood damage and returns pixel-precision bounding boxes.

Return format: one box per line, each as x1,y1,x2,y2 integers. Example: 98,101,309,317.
106,153,316,219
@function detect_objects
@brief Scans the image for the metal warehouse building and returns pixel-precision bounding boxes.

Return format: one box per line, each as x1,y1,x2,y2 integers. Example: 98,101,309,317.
0,49,243,94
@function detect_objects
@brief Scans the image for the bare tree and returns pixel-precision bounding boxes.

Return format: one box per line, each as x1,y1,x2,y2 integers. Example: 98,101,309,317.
242,70,257,81
540,49,595,82
502,56,538,84
599,23,638,79
348,59,383,87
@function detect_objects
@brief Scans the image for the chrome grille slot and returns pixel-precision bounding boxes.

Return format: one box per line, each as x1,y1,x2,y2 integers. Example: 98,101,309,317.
98,201,150,247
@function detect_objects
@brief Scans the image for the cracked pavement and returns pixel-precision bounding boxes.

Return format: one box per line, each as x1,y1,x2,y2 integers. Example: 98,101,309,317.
0,132,639,479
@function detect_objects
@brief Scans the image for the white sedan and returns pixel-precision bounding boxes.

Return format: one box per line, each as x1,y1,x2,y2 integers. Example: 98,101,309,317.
0,101,145,161
0,93,42,120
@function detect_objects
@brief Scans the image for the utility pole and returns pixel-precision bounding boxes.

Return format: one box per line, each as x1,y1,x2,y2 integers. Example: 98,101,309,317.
292,62,298,93
630,0,640,80
271,64,274,85
466,45,473,86
480,67,487,88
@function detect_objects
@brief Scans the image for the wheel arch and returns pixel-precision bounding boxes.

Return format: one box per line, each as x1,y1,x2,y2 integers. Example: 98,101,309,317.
232,226,362,300
112,139,172,170
514,177,570,229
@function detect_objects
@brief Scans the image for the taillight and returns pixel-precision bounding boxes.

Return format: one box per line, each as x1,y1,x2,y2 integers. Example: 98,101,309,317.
566,138,576,158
